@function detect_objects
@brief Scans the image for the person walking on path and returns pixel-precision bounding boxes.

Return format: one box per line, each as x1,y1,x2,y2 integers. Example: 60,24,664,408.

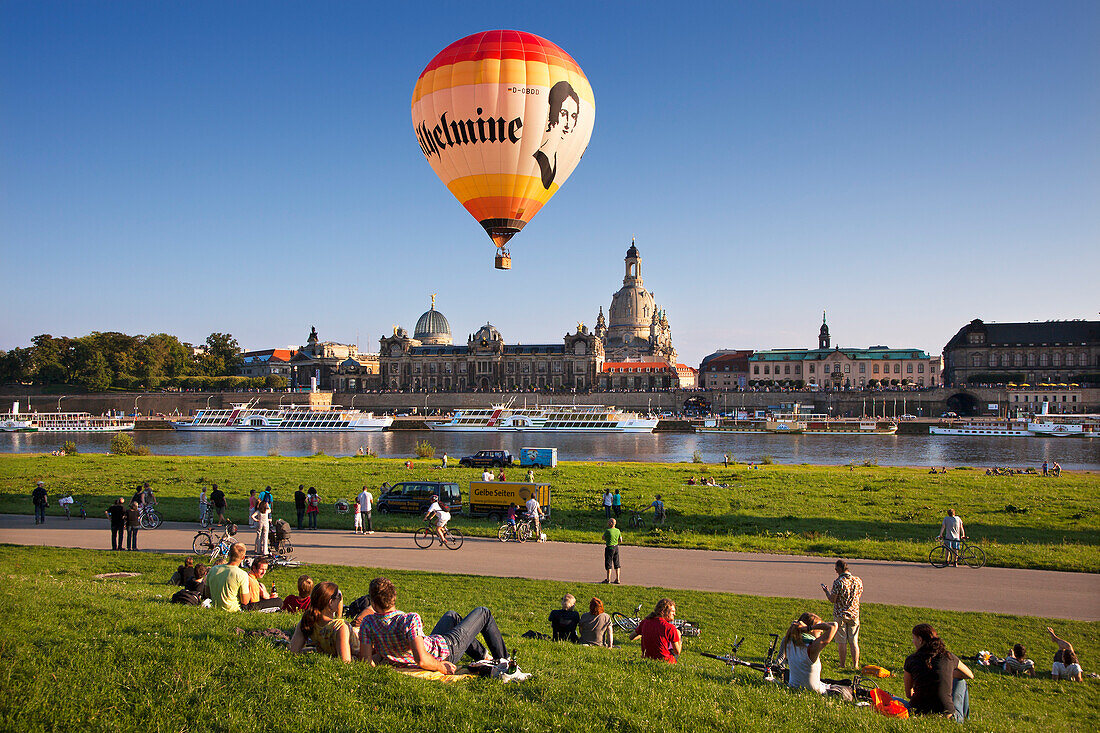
938,509,965,567
105,497,126,550
199,487,208,523
252,500,271,555
602,518,622,584
822,559,863,669
602,490,614,519
306,487,320,529
294,485,306,530
612,489,622,517
32,481,48,524
210,483,227,525
125,500,141,551
357,486,374,534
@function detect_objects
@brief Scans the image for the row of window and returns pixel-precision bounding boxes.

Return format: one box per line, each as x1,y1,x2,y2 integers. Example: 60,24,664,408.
971,351,1091,368
1012,394,1078,402
754,362,927,376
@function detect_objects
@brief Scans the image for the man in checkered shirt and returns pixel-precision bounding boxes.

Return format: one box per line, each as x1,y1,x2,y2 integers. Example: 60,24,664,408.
821,559,863,669
358,576,508,673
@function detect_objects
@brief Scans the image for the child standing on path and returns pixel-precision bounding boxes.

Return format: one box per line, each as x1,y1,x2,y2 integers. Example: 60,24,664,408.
353,497,364,534
306,488,320,529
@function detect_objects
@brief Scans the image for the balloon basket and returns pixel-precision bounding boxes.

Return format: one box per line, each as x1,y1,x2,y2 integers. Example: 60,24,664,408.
494,253,512,270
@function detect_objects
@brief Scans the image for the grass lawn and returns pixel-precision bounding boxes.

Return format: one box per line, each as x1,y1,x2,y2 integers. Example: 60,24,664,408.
0,545,1096,732
1,454,1097,572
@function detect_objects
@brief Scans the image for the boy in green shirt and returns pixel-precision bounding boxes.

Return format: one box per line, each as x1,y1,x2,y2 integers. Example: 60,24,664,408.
602,519,622,585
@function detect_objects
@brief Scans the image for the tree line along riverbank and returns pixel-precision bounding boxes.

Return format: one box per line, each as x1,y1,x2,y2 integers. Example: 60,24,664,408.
1,455,1096,572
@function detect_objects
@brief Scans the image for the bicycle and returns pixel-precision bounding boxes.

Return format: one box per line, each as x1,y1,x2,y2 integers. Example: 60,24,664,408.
193,523,237,556
701,633,787,681
199,504,214,528
928,537,986,569
497,521,530,543
139,504,162,530
59,496,87,520
611,603,701,638
334,499,352,515
414,521,464,550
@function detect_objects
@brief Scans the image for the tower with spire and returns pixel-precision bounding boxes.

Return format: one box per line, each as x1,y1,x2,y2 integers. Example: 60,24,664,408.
819,311,830,350
599,238,677,364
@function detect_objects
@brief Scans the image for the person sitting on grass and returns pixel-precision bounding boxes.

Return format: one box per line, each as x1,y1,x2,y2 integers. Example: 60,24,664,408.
357,576,509,673
777,613,851,697
243,557,282,612
281,575,314,613
904,623,973,721
630,598,681,664
171,557,197,587
578,597,613,647
289,582,359,662
206,543,251,612
549,594,580,642
1048,627,1084,681
187,563,208,598
1002,644,1035,676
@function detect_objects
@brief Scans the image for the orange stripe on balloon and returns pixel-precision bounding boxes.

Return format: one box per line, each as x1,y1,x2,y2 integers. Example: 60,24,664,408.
461,196,547,223
445,174,558,201
411,60,592,106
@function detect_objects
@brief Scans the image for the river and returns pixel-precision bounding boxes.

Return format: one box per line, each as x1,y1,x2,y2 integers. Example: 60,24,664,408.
1,431,1096,469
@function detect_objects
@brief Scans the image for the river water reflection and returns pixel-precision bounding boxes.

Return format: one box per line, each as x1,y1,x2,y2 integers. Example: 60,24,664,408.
1,431,1097,469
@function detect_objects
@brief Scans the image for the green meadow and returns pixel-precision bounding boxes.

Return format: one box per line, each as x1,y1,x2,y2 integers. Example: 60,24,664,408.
0,545,1096,732
2,454,1097,571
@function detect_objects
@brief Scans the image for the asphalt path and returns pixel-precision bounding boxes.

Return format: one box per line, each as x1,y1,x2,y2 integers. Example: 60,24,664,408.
2,514,1097,621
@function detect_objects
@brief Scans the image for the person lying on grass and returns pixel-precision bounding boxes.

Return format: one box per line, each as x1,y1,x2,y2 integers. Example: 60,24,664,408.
630,598,681,663
289,582,359,662
357,576,509,674
1048,627,1084,681
776,613,851,698
1002,644,1035,676
904,623,973,721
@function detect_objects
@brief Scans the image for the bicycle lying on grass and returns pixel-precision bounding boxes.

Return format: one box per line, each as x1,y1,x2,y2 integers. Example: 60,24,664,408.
928,537,986,569
701,633,787,681
611,603,701,637
414,521,464,550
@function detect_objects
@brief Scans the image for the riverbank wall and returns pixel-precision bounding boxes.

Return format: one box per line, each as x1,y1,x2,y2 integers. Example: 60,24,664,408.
4,386,1096,419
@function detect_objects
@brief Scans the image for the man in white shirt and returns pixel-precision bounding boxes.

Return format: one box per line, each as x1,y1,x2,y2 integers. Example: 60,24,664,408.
424,495,450,546
357,486,374,534
602,490,613,519
481,469,494,483
525,496,544,542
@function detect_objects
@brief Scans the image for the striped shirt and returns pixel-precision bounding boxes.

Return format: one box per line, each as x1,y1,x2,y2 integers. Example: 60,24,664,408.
359,610,450,666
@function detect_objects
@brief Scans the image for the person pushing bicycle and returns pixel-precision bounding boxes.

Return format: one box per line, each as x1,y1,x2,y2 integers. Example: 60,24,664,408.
937,508,966,568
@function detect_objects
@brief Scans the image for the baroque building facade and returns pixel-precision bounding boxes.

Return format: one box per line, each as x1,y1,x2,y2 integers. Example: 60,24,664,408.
942,319,1100,387
288,327,379,390
595,241,677,364
748,314,941,389
378,299,603,392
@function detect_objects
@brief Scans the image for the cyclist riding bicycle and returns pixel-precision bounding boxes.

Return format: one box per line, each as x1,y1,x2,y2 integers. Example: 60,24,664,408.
423,495,451,547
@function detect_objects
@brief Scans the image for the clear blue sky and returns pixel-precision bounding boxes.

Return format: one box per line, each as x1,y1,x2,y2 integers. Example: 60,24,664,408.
3,1,1097,365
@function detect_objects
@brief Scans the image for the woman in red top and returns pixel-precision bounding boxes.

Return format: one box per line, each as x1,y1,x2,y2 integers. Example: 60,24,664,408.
630,598,682,663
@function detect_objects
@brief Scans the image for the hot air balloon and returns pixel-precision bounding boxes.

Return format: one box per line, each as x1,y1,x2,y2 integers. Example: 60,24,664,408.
412,30,595,270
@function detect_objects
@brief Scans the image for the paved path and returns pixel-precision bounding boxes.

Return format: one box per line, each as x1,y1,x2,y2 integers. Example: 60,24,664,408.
2,515,1097,621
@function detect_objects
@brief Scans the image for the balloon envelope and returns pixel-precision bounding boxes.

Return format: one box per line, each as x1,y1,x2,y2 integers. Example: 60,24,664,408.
412,30,595,268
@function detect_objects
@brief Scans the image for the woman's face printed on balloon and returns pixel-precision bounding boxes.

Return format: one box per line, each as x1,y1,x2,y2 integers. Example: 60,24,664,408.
546,80,580,140
555,96,579,139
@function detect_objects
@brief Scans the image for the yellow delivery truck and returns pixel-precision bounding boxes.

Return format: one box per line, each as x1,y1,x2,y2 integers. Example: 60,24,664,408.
468,481,551,521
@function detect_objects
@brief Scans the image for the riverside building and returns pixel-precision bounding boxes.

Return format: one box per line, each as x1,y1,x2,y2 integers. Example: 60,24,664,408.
942,318,1100,387
748,313,941,389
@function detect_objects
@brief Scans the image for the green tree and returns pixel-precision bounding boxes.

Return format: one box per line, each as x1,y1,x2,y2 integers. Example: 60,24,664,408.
201,333,242,376
30,334,68,384
76,352,112,392
264,374,288,390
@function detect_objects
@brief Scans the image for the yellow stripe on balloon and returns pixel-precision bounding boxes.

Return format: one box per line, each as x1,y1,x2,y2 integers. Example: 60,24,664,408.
446,174,559,202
